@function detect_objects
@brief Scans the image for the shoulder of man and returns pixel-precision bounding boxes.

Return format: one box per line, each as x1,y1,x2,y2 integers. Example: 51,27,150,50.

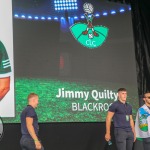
111,100,119,106
109,100,119,112
138,104,146,110
24,105,35,113
25,105,36,117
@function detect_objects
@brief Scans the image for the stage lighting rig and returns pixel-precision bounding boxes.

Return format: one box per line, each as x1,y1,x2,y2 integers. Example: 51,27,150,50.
54,0,78,11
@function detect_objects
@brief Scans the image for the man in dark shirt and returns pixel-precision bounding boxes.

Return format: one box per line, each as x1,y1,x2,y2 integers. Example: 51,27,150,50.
20,93,44,150
105,88,136,150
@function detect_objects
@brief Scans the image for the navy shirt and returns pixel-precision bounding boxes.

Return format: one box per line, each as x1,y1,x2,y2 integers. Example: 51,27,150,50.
20,105,39,139
109,100,132,131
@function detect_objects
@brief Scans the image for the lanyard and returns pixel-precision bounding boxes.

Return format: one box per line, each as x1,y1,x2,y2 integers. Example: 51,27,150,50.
124,103,128,115
124,103,130,121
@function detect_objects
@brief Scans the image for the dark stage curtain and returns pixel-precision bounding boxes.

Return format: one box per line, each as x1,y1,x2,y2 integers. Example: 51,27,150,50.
131,0,150,95
131,1,150,149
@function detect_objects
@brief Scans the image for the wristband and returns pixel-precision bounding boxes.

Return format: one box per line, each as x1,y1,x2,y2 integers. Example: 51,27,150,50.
34,139,39,142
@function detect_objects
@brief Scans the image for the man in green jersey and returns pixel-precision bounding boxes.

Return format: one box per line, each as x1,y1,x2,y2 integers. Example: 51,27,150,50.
0,41,11,101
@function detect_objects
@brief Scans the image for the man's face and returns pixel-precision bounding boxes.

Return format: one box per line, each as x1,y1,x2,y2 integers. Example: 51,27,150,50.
118,91,127,102
143,93,150,106
33,96,39,108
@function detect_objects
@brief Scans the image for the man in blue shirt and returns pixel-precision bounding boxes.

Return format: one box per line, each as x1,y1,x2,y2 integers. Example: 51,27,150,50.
105,88,136,150
20,93,44,150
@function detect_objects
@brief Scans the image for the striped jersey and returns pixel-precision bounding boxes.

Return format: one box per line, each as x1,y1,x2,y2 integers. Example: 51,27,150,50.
0,41,11,78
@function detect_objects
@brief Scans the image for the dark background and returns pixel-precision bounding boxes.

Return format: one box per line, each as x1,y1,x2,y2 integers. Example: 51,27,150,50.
1,0,150,149
0,123,117,150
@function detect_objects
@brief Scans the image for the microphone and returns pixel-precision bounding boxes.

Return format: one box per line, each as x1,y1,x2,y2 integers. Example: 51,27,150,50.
108,140,112,145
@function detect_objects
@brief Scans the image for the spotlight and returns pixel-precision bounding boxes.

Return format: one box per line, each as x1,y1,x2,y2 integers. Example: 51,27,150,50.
54,0,78,11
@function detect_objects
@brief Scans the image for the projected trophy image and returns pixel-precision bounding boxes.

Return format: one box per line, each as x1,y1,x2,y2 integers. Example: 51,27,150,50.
70,2,108,49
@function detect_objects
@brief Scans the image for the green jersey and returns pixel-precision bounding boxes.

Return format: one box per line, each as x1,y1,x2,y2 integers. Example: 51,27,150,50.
0,41,11,78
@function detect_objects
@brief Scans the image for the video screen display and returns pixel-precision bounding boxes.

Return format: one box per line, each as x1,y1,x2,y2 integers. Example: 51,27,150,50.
0,1,15,117
2,0,138,122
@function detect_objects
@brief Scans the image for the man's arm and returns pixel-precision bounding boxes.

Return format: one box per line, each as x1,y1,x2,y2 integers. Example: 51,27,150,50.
0,77,10,100
26,117,42,149
105,111,114,141
130,115,136,142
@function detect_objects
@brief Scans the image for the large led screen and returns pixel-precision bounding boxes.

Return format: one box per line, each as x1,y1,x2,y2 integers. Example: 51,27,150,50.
0,1,15,117
3,0,138,122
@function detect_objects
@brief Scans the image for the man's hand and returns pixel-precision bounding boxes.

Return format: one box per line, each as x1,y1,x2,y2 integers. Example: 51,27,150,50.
129,115,136,142
105,111,114,142
35,140,42,150
26,117,42,149
133,132,136,142
105,133,111,141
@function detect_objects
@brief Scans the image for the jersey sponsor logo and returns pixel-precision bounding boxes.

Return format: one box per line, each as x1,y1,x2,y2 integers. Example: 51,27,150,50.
139,108,150,131
2,59,11,69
